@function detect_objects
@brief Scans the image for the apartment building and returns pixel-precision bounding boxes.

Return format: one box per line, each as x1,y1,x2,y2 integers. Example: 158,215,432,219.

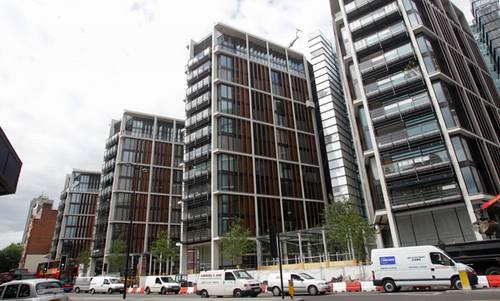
91,111,184,275
181,23,327,273
330,0,500,248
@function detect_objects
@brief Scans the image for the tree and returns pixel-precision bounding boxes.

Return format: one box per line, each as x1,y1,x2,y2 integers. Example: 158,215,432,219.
221,219,255,267
107,238,126,274
324,199,375,262
0,243,22,273
77,247,91,275
150,230,178,275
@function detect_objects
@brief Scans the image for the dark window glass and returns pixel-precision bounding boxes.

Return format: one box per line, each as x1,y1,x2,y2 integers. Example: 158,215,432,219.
2,284,18,299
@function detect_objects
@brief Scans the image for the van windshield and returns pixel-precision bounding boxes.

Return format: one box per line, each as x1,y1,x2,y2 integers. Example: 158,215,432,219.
299,273,314,280
161,277,175,283
109,279,122,284
234,271,253,279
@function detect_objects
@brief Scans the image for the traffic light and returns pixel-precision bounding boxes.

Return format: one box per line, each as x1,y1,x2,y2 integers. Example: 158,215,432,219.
59,255,67,271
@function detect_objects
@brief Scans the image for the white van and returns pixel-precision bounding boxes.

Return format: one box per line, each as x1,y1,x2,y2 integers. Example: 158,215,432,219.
74,277,92,293
371,246,478,292
89,276,124,294
197,270,261,298
267,272,330,296
140,276,180,295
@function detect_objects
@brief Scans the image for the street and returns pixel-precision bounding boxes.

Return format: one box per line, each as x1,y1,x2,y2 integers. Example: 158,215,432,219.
67,289,500,301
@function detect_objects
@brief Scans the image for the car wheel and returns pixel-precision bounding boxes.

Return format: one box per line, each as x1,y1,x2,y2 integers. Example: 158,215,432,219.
383,279,397,293
452,277,462,290
485,267,500,275
200,289,209,298
272,286,281,297
233,289,242,297
89,289,95,295
161,287,167,295
108,288,113,294
75,287,80,294
145,287,151,295
308,285,318,296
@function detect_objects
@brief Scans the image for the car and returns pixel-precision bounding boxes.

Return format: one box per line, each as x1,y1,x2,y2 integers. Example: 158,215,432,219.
371,245,478,292
88,276,124,294
0,278,68,300
267,272,330,296
140,276,180,294
73,277,92,294
197,269,261,298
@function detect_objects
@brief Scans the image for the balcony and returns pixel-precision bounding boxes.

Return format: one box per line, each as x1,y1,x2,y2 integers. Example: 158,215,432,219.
182,206,210,222
105,133,119,148
344,0,392,18
377,120,440,150
184,144,211,165
186,47,211,71
185,108,211,130
364,67,423,99
187,61,211,84
214,44,247,59
185,91,210,114
183,167,210,183
349,2,400,36
370,91,432,124
184,126,211,147
182,227,211,244
186,76,211,99
101,158,116,173
103,145,118,161
383,149,450,179
390,183,462,210
354,21,407,54
100,172,114,186
359,42,414,77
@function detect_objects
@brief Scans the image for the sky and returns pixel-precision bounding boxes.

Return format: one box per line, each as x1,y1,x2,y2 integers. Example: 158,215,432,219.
0,0,472,249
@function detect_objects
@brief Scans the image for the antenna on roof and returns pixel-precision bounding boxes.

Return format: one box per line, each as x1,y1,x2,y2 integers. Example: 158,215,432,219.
288,29,302,48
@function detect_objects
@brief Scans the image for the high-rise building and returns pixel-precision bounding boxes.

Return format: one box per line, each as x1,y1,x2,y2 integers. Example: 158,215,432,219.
91,111,184,276
330,0,500,248
472,0,500,90
0,127,22,196
180,23,327,273
308,32,364,213
50,170,100,261
19,195,57,273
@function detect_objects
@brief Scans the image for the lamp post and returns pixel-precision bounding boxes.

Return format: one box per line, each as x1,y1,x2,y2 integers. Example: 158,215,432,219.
122,163,148,300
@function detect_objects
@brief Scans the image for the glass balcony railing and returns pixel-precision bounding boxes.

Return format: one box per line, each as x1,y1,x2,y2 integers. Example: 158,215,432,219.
377,120,439,149
349,2,400,33
102,158,115,173
383,149,450,177
184,228,211,243
359,43,414,75
184,144,211,163
214,43,247,58
364,67,422,98
186,76,211,99
105,133,119,148
187,61,211,83
182,206,210,222
185,91,210,113
185,108,210,128
249,47,268,65
183,167,210,181
370,91,431,123
187,47,211,70
391,183,461,207
354,22,407,52
184,126,211,145
345,0,380,15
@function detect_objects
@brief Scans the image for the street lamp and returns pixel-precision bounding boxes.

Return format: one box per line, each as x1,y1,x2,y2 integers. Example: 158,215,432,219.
122,163,148,300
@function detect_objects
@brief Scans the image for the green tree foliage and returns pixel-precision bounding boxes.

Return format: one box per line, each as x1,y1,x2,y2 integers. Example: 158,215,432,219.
0,243,23,273
150,230,178,268
221,219,255,266
107,238,126,274
77,247,91,274
324,199,375,262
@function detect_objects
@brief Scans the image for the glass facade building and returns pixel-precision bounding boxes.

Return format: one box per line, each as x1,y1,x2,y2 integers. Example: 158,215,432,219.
330,0,500,248
0,127,22,196
50,170,100,260
91,111,184,275
472,0,500,90
180,23,327,273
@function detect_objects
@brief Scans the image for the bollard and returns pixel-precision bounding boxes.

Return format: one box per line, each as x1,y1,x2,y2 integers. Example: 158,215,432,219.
288,279,294,300
459,270,471,290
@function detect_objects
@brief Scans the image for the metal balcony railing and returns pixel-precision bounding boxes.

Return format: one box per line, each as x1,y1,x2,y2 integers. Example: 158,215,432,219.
377,120,439,150
354,21,407,53
186,61,211,84
186,76,211,99
185,91,210,113
359,42,414,75
364,67,422,99
370,92,431,124
186,47,211,71
391,184,462,207
184,126,211,145
349,1,400,34
105,133,119,148
383,150,450,178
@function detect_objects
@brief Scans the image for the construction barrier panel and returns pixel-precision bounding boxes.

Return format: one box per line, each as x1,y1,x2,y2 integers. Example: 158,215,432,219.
127,288,144,294
486,275,500,288
346,281,361,292
331,282,347,293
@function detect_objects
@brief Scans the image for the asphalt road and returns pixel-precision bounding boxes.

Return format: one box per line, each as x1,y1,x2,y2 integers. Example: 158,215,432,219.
67,289,500,301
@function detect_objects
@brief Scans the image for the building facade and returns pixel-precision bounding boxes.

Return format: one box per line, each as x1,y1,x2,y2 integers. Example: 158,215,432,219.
91,111,184,276
472,0,500,90
330,0,500,248
19,196,57,273
50,170,100,260
0,127,22,196
308,32,364,213
180,23,327,273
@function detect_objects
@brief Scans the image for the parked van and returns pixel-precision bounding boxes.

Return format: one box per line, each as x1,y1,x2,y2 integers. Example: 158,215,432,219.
371,246,478,292
267,272,330,296
74,277,92,293
197,270,261,298
140,276,180,295
89,276,124,294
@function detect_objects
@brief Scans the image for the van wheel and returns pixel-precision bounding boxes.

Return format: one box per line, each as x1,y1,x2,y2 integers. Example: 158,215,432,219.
452,277,462,290
383,279,397,293
272,286,281,297
200,289,209,298
145,287,151,295
108,288,113,294
233,289,242,297
89,289,95,295
161,287,167,294
308,285,318,296
75,287,80,294
485,267,500,275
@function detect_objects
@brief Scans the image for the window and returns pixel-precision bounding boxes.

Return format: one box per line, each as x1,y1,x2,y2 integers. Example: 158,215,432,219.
103,279,110,285
430,252,454,266
219,117,234,135
2,284,18,299
225,272,236,281
155,278,162,284
218,55,233,81
291,274,303,281
218,84,234,114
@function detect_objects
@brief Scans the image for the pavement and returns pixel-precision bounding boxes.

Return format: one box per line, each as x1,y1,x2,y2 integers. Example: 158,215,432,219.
67,289,500,301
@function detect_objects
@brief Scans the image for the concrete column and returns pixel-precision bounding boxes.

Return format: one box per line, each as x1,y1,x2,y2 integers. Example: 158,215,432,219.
375,225,384,249
298,233,304,264
179,243,188,274
321,230,328,261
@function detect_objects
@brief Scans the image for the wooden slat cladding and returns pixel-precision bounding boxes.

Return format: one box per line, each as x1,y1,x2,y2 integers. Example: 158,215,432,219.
294,103,314,133
234,56,249,85
306,201,325,228
250,62,270,92
147,224,168,250
291,75,308,102
149,195,170,223
151,167,171,194
218,194,256,236
153,142,172,167
253,123,276,158
217,84,250,118
257,197,282,235
217,116,252,154
218,54,248,85
298,133,318,165
280,162,302,198
302,166,323,200
271,70,291,98
255,158,279,196
252,91,273,124
283,199,306,231
276,129,298,161
274,98,295,129
217,153,254,193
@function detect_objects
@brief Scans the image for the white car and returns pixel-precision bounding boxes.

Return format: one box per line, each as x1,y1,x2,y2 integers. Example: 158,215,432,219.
267,272,330,296
140,276,180,294
0,279,68,300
